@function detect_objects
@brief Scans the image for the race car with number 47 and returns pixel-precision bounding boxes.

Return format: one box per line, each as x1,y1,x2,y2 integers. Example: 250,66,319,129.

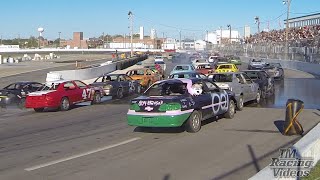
25,80,103,112
127,78,237,133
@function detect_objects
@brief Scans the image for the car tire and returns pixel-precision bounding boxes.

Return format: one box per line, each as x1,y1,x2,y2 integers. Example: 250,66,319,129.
236,96,244,111
34,108,44,112
116,88,124,99
91,92,101,105
270,85,275,95
255,90,261,103
261,87,267,99
17,98,26,109
185,111,201,133
224,100,235,119
60,97,70,111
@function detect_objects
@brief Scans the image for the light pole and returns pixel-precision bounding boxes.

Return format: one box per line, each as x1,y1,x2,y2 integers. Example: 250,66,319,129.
128,11,134,57
255,16,260,33
227,25,232,44
220,26,222,44
283,0,291,60
58,32,61,48
179,30,182,50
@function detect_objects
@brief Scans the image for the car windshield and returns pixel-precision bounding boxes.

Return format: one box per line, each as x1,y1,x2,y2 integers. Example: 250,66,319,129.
95,75,118,82
129,69,145,75
144,82,188,96
155,61,165,64
211,74,233,82
270,63,281,68
170,73,196,78
252,59,261,62
244,72,259,79
175,65,190,71
41,82,61,90
197,64,211,69
4,83,24,90
218,65,232,69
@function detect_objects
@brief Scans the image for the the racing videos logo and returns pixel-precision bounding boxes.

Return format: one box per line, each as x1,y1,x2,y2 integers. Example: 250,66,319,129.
269,148,314,178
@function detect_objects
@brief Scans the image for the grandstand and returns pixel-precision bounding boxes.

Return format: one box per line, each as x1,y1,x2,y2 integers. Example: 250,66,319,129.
245,13,320,47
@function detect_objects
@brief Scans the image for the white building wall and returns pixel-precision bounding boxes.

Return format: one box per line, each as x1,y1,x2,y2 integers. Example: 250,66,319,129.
205,32,218,44
216,30,240,43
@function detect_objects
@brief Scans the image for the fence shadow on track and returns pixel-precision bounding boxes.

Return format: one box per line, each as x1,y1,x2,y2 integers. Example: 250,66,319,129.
210,137,301,180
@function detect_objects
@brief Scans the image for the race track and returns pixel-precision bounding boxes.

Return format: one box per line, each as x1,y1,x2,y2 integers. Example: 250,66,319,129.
0,54,319,180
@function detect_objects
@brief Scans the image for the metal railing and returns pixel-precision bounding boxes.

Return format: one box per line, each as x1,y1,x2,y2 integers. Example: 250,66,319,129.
213,43,320,64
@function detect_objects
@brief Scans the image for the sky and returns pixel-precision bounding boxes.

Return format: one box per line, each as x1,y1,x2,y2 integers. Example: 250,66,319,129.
1,0,320,40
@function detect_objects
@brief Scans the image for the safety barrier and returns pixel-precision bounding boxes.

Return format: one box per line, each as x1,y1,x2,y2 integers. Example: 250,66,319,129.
249,123,320,180
240,56,320,76
46,55,148,81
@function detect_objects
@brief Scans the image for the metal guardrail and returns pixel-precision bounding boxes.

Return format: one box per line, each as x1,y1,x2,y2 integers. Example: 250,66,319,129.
213,44,320,64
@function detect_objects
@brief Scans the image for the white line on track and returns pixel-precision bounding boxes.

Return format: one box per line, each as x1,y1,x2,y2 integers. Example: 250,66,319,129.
25,137,141,171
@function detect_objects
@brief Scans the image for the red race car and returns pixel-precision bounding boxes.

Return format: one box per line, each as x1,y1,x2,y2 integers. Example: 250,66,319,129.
25,80,103,112
195,63,215,75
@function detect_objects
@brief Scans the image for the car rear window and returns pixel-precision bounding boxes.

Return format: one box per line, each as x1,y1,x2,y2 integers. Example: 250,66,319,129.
244,72,259,79
42,83,61,90
175,66,190,70
218,65,232,69
210,74,233,82
145,82,188,96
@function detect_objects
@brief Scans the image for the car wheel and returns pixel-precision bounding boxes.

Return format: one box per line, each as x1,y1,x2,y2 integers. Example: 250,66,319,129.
60,97,70,111
261,87,267,99
116,88,124,99
236,96,244,111
255,90,261,103
17,98,26,109
185,110,201,133
91,92,101,105
271,85,275,95
224,100,235,119
34,108,44,112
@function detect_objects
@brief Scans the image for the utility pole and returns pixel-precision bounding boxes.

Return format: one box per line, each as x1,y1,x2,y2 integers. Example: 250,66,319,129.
128,11,134,57
102,32,105,48
255,16,260,33
162,32,165,49
193,33,196,50
106,34,109,48
284,0,291,60
179,30,182,50
220,26,223,44
18,34,20,46
227,25,232,44
58,32,61,48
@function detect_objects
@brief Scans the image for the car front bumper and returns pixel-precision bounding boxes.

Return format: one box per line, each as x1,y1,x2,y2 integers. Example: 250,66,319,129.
127,113,191,127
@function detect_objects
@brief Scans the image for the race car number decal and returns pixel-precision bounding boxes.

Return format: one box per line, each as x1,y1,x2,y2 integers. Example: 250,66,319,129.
82,89,92,99
129,81,135,92
210,92,229,114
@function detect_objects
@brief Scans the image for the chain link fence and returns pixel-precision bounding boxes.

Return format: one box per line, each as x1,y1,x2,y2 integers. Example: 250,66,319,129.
213,43,320,64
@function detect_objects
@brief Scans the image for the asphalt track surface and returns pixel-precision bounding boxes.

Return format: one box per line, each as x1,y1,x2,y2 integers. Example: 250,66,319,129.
0,54,319,180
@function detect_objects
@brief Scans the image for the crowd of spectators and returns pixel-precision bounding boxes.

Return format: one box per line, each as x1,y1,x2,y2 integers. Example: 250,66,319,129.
245,25,320,47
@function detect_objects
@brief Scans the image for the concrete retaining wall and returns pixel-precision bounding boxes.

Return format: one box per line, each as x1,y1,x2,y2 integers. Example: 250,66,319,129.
249,123,320,180
240,56,320,76
48,63,117,81
47,55,148,81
